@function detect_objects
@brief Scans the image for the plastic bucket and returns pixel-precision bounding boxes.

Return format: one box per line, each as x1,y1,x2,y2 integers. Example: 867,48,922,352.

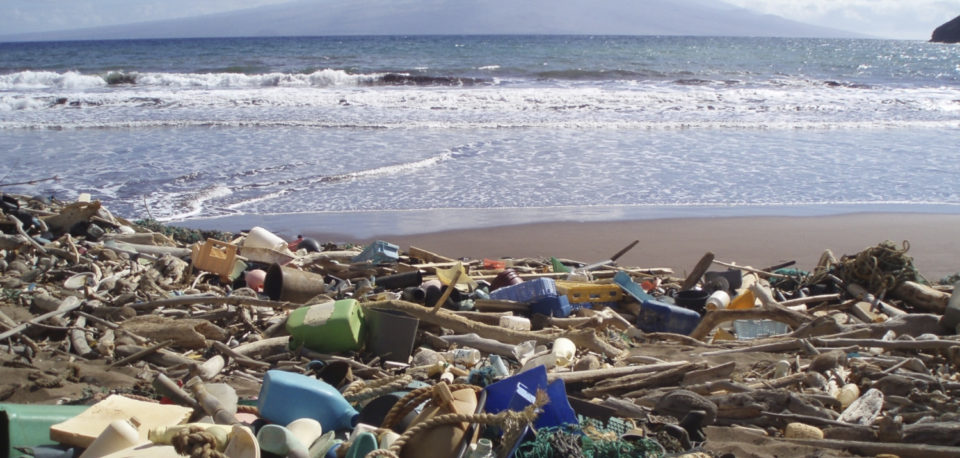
674,289,709,315
245,226,286,251
365,308,419,363
264,264,327,303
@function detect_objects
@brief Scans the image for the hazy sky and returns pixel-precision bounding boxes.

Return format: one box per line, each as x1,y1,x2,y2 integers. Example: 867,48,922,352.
3,0,957,39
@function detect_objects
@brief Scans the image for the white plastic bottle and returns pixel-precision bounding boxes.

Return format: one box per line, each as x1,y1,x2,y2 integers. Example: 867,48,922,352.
444,348,482,367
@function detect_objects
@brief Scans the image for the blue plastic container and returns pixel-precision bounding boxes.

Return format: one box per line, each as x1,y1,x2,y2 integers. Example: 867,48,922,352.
490,278,571,317
483,365,578,429
637,299,701,335
489,277,557,302
257,370,359,432
352,240,399,264
530,295,572,318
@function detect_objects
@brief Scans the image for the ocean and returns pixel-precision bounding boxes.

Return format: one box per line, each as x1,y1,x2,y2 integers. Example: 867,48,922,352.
1,35,958,238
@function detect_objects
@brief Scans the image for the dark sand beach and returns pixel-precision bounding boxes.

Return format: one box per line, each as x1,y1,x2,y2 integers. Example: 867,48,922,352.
303,212,960,281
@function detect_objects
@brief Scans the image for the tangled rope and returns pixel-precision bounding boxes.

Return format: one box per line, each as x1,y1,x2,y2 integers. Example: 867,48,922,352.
832,240,919,296
344,374,414,403
384,389,548,456
380,383,482,430
170,426,226,458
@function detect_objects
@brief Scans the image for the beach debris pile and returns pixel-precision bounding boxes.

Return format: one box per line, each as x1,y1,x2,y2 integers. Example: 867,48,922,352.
2,193,960,458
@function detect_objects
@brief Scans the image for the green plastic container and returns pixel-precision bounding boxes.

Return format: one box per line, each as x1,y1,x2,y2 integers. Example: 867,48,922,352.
1,403,90,457
287,299,365,353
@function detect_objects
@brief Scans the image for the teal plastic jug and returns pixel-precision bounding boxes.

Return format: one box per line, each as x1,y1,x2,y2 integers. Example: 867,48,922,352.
258,370,359,432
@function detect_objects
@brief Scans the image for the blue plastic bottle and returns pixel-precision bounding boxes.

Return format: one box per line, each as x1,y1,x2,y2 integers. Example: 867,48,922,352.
258,370,359,432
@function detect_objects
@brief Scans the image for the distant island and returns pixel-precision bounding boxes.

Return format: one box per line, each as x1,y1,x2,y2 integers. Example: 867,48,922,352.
931,14,960,43
1,0,861,42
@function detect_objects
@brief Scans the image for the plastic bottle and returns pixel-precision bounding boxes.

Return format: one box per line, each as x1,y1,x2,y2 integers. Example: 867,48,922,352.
489,354,511,378
412,348,444,367
940,280,960,332
257,424,309,458
79,418,142,458
443,348,482,367
551,338,576,367
705,290,731,310
257,370,359,432
499,315,531,331
470,438,495,458
774,360,791,378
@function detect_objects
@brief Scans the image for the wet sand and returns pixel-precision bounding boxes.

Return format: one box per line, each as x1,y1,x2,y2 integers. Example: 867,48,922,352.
303,213,960,280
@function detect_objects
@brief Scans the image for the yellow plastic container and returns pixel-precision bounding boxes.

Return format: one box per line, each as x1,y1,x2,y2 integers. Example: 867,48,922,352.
190,238,244,282
556,281,623,304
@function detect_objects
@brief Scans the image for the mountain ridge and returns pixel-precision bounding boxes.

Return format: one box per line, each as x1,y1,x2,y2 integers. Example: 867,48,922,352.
1,0,865,42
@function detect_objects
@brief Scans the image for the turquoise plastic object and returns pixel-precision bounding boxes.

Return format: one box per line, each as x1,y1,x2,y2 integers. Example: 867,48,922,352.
613,271,655,303
1,403,89,458
257,370,359,432
352,240,399,264
483,365,578,429
344,431,377,458
637,299,701,335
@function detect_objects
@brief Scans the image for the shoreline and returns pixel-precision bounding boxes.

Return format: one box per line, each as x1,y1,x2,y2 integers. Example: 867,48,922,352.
182,211,960,281
319,213,959,281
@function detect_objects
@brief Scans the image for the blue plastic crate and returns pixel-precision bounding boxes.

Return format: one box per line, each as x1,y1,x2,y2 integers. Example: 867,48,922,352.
637,299,701,335
489,278,557,303
352,240,399,264
531,295,572,318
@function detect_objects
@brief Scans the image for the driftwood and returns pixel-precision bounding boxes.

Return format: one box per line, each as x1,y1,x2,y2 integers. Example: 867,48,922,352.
193,355,226,381
407,246,455,263
6,214,46,253
682,361,736,386
68,315,95,358
120,315,227,349
361,299,626,358
689,308,809,342
230,336,290,360
894,281,951,313
582,362,705,398
0,233,28,251
534,308,633,332
0,298,83,341
130,294,300,312
784,437,960,458
210,340,271,369
438,333,527,359
548,361,688,385
681,252,714,291
780,294,842,308
689,283,814,341
712,260,790,279
111,340,178,368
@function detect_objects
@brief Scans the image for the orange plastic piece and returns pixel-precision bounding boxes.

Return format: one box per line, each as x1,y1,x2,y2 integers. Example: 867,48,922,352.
728,289,757,310
483,258,507,270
